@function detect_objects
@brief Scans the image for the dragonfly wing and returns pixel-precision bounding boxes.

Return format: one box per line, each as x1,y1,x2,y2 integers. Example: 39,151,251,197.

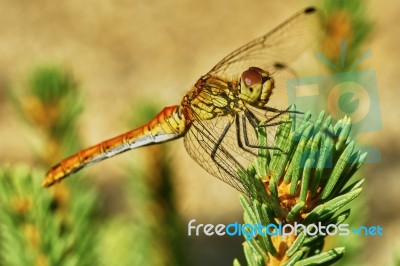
184,7,324,193
208,7,322,78
184,112,261,194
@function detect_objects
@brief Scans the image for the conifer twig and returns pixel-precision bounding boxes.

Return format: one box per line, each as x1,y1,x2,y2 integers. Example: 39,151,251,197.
235,107,366,265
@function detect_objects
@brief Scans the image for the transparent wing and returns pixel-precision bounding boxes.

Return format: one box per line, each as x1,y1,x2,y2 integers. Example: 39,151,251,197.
183,103,317,194
184,113,256,195
183,107,305,194
183,7,323,193
207,7,322,78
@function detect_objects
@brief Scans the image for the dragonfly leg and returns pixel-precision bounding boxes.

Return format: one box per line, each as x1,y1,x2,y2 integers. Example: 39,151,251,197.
235,115,258,156
264,108,290,125
245,106,288,129
242,110,284,152
209,119,248,182
261,106,303,126
210,119,233,158
264,106,303,115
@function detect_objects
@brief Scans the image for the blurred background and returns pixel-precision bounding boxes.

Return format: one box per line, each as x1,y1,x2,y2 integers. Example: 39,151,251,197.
0,0,399,265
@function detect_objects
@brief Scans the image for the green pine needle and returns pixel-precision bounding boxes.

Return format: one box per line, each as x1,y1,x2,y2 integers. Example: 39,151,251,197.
235,108,365,265
0,165,98,266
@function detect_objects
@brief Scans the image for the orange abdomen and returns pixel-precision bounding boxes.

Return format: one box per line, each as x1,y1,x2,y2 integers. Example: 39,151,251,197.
42,105,187,187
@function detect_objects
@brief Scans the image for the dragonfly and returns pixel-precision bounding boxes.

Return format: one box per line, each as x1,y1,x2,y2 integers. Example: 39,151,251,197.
42,7,322,194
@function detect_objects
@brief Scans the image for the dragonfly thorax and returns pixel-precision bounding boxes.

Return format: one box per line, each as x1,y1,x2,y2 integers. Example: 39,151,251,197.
182,75,243,122
239,67,274,108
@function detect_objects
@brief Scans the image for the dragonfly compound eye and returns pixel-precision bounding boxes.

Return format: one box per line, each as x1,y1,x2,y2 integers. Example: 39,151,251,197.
240,68,263,103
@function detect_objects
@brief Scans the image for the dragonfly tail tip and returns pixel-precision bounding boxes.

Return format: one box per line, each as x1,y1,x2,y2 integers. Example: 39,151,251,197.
41,178,54,188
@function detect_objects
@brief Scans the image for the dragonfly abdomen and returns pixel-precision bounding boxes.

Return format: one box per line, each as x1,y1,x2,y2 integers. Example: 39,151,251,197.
42,105,187,187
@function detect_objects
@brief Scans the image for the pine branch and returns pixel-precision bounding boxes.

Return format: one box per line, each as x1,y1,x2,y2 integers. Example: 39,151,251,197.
0,165,99,266
234,107,366,266
317,1,374,264
321,0,373,72
2,65,100,266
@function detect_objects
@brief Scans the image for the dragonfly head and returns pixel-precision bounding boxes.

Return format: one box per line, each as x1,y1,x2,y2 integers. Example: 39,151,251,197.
239,67,274,107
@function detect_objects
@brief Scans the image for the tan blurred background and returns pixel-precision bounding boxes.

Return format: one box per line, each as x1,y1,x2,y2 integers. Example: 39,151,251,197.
0,0,399,265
